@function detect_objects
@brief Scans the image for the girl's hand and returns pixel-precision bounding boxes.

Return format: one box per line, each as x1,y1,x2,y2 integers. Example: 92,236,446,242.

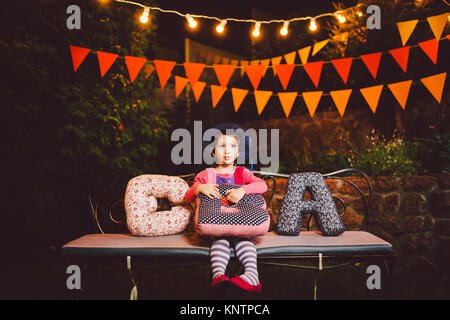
225,187,246,204
195,184,221,199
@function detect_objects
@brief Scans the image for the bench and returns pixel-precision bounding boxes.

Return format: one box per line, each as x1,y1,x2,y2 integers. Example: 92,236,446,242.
61,168,395,300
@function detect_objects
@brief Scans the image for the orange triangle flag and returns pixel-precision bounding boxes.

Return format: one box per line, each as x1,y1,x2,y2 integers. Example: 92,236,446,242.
70,45,90,72
210,85,227,108
260,59,270,76
389,46,410,73
330,89,352,117
312,39,329,56
278,92,297,118
387,80,412,110
153,59,176,90
271,56,282,76
298,46,311,65
175,76,189,98
274,64,295,90
331,57,353,84
231,88,248,112
420,72,447,103
302,91,323,118
418,39,439,64
283,51,296,64
125,56,147,83
360,52,382,79
303,61,323,88
427,13,448,41
183,62,205,87
213,64,235,87
360,85,384,114
97,51,118,78
244,64,266,90
397,20,418,46
240,60,249,77
144,64,154,79
191,81,206,102
254,90,272,115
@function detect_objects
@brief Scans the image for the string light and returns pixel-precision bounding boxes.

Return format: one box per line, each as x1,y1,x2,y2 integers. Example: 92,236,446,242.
335,12,346,23
139,6,150,24
252,22,261,37
216,19,227,33
280,21,289,36
309,18,317,31
186,14,198,29
357,11,363,17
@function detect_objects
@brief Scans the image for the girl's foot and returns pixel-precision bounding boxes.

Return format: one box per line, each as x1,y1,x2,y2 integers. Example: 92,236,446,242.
211,275,230,287
230,275,262,292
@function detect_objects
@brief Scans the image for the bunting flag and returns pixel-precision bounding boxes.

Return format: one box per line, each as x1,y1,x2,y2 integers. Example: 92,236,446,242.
260,59,271,76
175,76,189,98
387,80,412,110
70,45,90,72
396,19,418,46
211,85,227,108
330,89,352,117
303,61,323,88
144,64,154,79
331,57,353,84
240,60,249,76
183,62,205,86
213,64,235,87
271,56,283,76
389,46,410,73
97,51,119,78
420,72,446,103
124,56,146,83
278,92,297,118
283,51,296,64
244,64,266,90
274,64,295,90
360,85,384,114
214,55,222,64
298,46,311,65
254,90,272,115
360,52,382,79
153,59,176,90
312,39,329,56
427,13,449,41
418,39,439,64
231,88,248,112
302,91,323,117
191,81,206,102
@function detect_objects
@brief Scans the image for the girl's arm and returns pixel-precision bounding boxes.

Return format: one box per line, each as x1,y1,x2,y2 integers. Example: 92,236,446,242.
240,168,268,195
184,170,208,203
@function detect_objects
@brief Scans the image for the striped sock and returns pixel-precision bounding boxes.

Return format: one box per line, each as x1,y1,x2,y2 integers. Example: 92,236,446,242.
234,240,259,286
210,238,231,279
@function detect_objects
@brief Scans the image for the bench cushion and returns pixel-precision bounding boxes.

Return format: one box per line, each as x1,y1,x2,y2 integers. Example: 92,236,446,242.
62,231,393,257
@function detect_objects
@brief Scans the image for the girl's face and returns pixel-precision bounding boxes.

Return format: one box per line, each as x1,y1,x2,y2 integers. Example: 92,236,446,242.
213,134,240,165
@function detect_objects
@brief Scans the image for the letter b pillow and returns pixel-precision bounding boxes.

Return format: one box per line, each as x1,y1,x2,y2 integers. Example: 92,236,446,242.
195,184,270,237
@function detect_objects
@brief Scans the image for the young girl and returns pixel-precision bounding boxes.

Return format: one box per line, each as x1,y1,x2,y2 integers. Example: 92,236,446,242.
184,131,267,293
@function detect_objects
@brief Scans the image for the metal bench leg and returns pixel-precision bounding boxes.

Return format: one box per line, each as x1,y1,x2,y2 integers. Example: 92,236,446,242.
127,256,138,300
313,253,323,300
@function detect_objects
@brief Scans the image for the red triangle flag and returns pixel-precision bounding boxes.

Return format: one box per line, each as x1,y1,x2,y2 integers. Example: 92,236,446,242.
303,61,323,88
389,46,410,73
331,57,353,84
360,52,382,79
125,56,147,83
183,62,205,87
70,45,90,72
97,51,118,78
244,64,266,90
153,60,176,90
274,64,295,90
213,64,235,87
418,39,439,65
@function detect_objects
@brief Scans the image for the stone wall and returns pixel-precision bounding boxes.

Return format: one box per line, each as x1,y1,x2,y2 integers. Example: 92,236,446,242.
264,173,450,270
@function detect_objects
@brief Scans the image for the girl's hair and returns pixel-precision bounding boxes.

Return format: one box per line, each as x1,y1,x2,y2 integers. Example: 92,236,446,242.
210,132,240,157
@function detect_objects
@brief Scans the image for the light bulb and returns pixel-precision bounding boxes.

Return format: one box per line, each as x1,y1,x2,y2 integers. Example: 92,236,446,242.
309,18,317,31
216,20,227,34
186,14,198,29
252,22,261,37
280,21,289,36
357,11,363,17
336,13,346,23
139,7,150,24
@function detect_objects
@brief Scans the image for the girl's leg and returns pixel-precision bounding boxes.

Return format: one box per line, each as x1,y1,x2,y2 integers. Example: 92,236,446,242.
210,238,231,280
233,238,260,286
